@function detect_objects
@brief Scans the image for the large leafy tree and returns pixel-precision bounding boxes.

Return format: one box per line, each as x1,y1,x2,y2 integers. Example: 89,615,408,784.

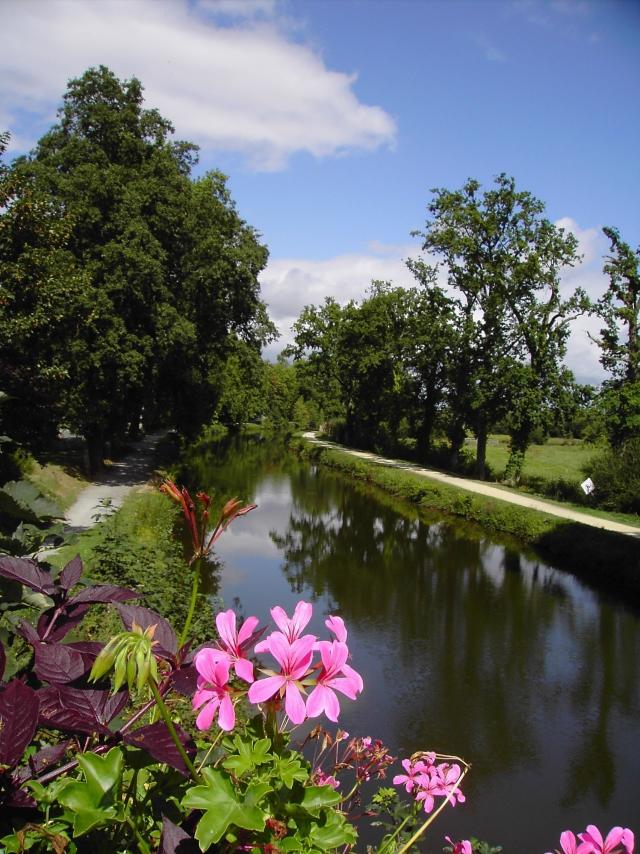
413,174,586,478
3,67,272,467
593,227,640,446
0,131,93,447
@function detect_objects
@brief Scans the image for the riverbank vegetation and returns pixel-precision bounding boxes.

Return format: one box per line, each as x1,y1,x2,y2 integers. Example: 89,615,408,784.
285,177,639,516
292,437,640,600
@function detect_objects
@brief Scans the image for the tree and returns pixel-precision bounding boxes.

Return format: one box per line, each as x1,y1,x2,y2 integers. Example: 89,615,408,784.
2,67,273,467
413,174,586,479
593,227,640,446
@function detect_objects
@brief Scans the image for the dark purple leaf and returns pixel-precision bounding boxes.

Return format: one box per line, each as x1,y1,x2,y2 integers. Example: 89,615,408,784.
0,680,39,767
0,556,55,595
160,816,199,854
34,642,98,684
169,664,197,697
28,740,71,775
37,603,91,642
38,685,128,735
58,555,83,591
15,619,40,646
67,584,138,606
124,721,196,776
0,640,5,681
117,604,177,656
13,740,72,785
2,776,37,809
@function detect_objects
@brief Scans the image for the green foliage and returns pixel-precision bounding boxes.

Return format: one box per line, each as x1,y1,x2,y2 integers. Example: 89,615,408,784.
586,438,640,514
293,438,640,599
592,227,640,448
56,748,126,836
1,67,273,468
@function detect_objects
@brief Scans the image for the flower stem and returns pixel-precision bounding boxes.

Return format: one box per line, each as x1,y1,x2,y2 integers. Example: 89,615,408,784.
179,557,202,647
148,679,200,782
126,816,151,854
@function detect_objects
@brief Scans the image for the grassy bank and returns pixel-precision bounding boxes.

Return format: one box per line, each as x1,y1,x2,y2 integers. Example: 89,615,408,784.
292,438,640,600
50,488,219,643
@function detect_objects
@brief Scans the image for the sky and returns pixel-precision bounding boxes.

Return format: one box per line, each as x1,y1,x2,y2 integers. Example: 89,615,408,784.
2,0,639,384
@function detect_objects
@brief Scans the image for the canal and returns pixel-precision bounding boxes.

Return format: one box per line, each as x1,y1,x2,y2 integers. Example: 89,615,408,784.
180,433,640,852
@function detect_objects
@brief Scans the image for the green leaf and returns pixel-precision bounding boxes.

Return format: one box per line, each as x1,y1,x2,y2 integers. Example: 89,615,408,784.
273,755,309,789
0,480,62,522
56,748,125,836
308,811,357,850
300,785,342,815
222,735,272,777
182,768,270,850
77,747,124,800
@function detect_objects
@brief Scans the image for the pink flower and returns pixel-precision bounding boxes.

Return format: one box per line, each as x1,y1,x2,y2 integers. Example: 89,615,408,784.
325,615,347,642
546,830,580,854
434,762,466,805
207,609,263,683
414,772,442,813
445,837,473,854
579,826,634,854
192,649,235,731
313,770,340,790
393,758,432,794
255,601,312,648
248,633,315,724
306,640,364,722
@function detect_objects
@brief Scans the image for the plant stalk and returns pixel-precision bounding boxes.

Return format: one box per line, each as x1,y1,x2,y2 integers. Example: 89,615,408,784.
148,679,200,782
179,556,202,646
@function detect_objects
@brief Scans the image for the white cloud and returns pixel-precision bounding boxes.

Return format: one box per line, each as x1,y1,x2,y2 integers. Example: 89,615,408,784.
263,222,611,385
260,243,419,358
0,0,396,170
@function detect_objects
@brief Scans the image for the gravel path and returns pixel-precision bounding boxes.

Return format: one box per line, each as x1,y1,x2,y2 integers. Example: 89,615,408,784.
64,432,166,531
302,432,640,537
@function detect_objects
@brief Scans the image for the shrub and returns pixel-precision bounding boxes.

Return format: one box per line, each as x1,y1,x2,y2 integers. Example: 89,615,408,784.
586,438,640,514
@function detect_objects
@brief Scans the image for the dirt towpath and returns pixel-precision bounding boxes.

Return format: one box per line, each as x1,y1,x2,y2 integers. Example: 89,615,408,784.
302,432,640,537
65,432,167,531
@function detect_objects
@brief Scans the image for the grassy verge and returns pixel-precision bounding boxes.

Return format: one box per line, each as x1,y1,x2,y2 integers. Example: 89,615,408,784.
49,488,219,644
292,438,640,600
24,459,89,511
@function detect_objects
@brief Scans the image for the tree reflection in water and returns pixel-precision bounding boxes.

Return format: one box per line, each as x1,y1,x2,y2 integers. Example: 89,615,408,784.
188,435,640,851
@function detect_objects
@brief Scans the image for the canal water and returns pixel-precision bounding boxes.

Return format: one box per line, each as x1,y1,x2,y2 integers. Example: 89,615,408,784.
180,434,640,852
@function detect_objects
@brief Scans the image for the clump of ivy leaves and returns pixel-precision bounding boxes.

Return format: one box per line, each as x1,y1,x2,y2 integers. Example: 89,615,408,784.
0,552,360,854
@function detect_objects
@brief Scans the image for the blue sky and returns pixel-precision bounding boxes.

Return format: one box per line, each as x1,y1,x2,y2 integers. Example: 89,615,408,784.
2,0,639,382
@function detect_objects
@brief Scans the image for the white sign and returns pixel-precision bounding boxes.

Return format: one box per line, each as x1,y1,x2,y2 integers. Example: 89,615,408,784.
580,477,595,495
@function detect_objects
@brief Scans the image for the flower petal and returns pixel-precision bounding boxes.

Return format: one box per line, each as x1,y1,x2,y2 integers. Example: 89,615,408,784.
215,610,238,651
194,647,226,683
284,680,307,724
195,698,219,730
234,657,254,683
218,694,236,731
237,615,260,646
325,615,347,643
248,674,285,705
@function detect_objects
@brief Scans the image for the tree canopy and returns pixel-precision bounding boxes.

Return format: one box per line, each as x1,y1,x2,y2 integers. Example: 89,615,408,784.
1,67,274,467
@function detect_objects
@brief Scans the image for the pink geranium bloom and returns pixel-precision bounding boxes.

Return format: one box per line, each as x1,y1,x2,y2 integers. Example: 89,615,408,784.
325,615,347,642
414,772,442,813
255,601,313,648
192,649,235,731
579,826,634,854
207,609,262,683
306,640,363,722
393,758,432,794
434,762,466,805
248,632,315,724
445,837,472,854
546,830,580,854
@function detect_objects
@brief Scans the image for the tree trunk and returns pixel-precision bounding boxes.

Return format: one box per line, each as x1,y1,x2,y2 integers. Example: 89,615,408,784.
505,428,531,485
448,419,466,471
417,407,436,461
474,419,488,480
85,430,104,475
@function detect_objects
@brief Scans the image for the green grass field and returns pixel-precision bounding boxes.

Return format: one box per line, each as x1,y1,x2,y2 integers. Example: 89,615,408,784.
474,435,596,483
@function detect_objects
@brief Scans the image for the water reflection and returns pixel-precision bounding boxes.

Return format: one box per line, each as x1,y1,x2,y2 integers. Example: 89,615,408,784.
185,436,640,851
